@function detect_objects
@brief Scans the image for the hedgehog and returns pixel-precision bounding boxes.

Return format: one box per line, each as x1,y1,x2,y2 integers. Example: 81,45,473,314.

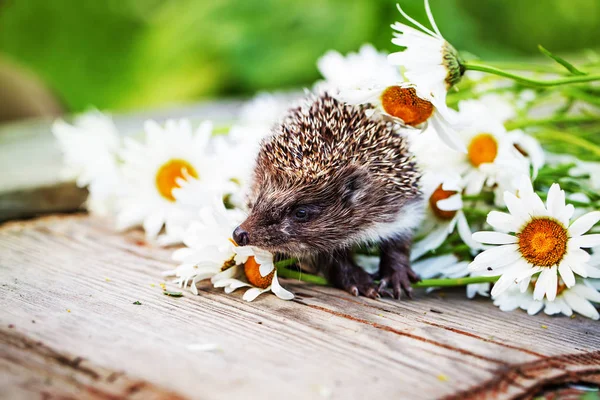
232,93,424,299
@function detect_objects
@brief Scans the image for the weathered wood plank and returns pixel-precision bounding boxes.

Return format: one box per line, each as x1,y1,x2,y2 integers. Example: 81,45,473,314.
0,327,185,400
0,215,599,400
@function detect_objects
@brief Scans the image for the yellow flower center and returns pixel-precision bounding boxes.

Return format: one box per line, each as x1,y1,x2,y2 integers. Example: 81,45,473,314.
244,256,274,289
518,218,568,267
429,184,458,220
221,255,236,272
468,134,498,167
155,159,198,202
380,86,434,126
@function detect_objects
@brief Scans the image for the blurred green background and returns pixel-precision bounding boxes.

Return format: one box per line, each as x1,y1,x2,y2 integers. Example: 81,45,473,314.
0,0,599,121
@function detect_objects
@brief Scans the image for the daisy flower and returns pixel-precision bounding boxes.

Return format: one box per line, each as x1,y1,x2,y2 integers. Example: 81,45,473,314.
388,0,466,151
316,44,464,152
164,199,246,294
411,172,480,260
117,119,231,239
52,111,121,215
469,177,600,301
211,248,294,302
444,100,535,199
315,44,403,106
493,279,600,320
238,91,299,131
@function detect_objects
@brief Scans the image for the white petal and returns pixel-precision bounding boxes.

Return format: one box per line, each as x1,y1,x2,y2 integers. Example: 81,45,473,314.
487,211,520,233
543,300,562,315
546,183,565,217
470,244,521,271
569,211,600,237
558,263,576,288
519,275,531,292
564,247,591,264
563,291,599,320
472,231,517,245
514,264,542,282
429,113,467,153
568,261,589,278
456,212,481,250
271,272,294,300
504,192,529,223
585,265,600,278
491,273,518,297
411,224,450,260
243,287,269,302
436,194,462,211
533,268,549,300
546,266,558,301
259,262,274,277
570,234,600,248
534,267,557,301
526,300,544,315
556,298,573,316
570,284,600,303
557,204,575,226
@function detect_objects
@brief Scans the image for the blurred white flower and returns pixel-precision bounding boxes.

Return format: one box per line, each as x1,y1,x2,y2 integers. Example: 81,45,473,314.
117,119,231,239
452,100,534,197
315,44,402,105
493,279,600,320
52,111,121,215
470,177,600,300
411,172,480,260
388,0,464,121
238,91,298,130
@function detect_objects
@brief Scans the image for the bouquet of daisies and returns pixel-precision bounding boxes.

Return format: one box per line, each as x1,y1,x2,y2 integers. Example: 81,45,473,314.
54,0,600,319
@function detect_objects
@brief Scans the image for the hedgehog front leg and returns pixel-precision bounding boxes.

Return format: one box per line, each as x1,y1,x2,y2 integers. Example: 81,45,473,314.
321,249,379,299
378,235,421,299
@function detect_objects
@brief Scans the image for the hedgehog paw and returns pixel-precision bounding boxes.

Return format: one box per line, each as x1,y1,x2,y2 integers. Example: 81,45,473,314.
328,257,379,299
377,264,420,300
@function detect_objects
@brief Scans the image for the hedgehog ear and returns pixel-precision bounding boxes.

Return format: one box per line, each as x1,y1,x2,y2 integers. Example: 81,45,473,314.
341,167,369,206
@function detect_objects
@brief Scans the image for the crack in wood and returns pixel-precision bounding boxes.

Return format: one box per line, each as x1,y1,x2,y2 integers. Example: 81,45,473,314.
294,299,508,365
443,351,600,400
307,285,548,359
419,320,546,358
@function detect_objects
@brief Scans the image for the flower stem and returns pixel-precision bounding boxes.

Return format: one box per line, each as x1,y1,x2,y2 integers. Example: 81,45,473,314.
505,115,599,130
532,129,600,158
412,276,499,288
276,265,499,288
276,265,328,285
463,62,600,87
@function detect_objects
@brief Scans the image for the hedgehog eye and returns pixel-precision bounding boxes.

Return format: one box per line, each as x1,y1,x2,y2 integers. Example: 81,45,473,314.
292,206,310,222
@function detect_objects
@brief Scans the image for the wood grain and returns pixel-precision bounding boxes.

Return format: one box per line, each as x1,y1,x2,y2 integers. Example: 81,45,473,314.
0,215,599,399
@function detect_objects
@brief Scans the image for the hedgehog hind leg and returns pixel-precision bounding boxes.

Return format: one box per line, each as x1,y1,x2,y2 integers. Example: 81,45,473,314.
318,249,379,299
378,235,421,299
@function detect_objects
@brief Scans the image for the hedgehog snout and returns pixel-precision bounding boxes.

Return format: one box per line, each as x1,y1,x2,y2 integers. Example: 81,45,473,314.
232,225,250,246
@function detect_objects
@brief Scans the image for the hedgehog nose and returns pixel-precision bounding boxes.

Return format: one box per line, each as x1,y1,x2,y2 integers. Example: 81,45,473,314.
232,226,250,246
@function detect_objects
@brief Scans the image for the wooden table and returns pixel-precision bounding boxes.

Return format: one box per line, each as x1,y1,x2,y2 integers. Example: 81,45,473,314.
1,214,599,400
1,101,599,399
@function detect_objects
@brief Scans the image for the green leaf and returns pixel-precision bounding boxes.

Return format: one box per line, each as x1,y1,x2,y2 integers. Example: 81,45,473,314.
133,301,142,305
538,45,586,76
